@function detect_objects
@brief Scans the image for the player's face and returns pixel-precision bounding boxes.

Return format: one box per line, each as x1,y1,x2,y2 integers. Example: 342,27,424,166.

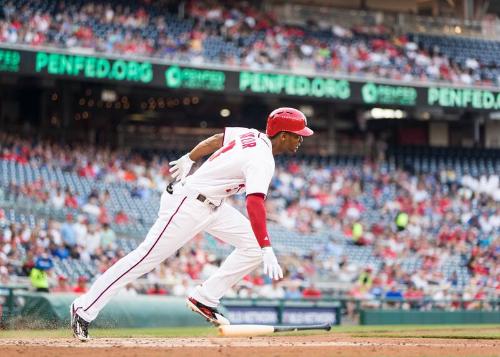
285,132,303,153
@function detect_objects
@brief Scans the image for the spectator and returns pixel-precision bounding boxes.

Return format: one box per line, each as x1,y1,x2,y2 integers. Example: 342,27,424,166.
21,250,36,277
259,280,285,299
0,266,10,285
73,215,89,248
30,254,53,292
114,210,129,225
50,187,65,209
302,283,322,299
52,275,73,293
82,197,101,217
100,223,116,250
284,281,302,299
146,283,168,295
384,284,404,307
50,242,70,260
61,214,77,248
64,189,78,209
404,284,425,309
120,283,139,296
73,276,88,294
357,267,374,292
172,278,190,297
83,224,101,257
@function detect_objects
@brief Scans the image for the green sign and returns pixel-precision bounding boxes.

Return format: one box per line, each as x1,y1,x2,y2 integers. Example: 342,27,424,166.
362,82,417,106
34,52,153,83
239,71,351,99
0,49,21,72
165,65,225,91
428,87,500,110
3,45,500,111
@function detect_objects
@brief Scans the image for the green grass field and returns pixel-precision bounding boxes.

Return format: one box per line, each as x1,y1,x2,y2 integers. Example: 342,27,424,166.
1,325,499,339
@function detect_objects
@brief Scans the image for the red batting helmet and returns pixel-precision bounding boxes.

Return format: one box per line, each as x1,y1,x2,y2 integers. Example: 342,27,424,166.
266,107,313,137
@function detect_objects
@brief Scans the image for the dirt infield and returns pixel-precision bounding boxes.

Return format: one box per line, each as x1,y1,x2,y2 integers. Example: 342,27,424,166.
0,335,498,357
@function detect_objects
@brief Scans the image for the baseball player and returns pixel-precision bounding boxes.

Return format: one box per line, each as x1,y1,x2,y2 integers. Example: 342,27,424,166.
70,107,313,340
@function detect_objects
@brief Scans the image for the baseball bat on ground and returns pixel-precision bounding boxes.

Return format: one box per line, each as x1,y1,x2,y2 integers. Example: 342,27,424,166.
218,323,331,337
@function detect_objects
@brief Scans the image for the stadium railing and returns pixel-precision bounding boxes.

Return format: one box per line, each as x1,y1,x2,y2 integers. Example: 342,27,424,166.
0,284,30,327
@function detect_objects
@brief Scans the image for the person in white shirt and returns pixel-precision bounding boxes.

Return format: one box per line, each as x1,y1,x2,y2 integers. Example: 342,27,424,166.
50,188,65,209
172,278,191,297
259,280,285,299
82,197,101,217
73,216,88,248
70,107,313,340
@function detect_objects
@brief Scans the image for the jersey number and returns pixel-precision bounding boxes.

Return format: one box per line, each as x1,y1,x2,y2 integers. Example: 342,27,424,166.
209,140,236,161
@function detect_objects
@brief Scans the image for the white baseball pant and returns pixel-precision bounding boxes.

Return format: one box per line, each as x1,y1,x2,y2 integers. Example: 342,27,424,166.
72,185,262,322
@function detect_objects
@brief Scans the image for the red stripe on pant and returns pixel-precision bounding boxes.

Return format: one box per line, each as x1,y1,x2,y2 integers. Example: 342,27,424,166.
83,196,187,312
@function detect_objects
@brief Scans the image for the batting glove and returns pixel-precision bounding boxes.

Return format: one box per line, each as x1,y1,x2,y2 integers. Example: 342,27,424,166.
262,247,283,280
169,153,194,183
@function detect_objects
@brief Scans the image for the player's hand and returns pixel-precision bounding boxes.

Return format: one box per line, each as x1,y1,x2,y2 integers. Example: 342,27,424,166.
262,247,283,280
169,153,194,183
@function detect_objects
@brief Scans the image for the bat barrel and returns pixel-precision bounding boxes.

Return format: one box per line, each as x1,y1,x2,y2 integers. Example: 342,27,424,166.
273,323,332,333
218,324,275,337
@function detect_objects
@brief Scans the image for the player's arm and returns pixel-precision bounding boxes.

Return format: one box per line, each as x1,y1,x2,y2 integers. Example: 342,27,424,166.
246,193,270,248
188,133,224,161
169,133,223,182
243,155,283,281
246,193,283,280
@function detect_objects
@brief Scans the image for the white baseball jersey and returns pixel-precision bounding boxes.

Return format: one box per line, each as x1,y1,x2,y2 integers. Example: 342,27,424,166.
185,127,275,199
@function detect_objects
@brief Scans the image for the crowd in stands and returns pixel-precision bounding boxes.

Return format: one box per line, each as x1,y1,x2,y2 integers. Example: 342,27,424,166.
1,0,499,86
0,131,498,310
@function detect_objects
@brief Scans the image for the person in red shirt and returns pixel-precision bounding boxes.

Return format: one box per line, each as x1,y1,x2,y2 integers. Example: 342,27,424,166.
146,283,168,295
64,189,79,209
98,207,110,225
302,283,322,299
52,275,73,293
73,276,88,294
114,210,129,225
404,285,425,309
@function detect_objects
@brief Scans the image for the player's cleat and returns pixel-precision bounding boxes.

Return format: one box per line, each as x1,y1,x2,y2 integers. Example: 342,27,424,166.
71,304,90,341
186,297,230,326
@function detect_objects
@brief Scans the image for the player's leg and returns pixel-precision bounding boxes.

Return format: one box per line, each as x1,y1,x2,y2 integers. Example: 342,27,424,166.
189,203,262,309
71,191,211,336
